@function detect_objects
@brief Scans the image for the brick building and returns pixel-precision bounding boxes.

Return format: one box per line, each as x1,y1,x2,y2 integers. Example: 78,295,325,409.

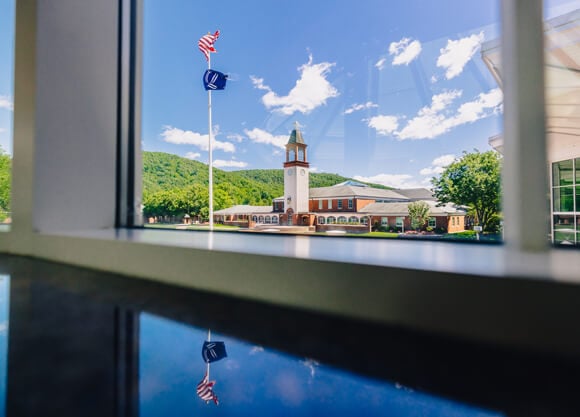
214,124,466,233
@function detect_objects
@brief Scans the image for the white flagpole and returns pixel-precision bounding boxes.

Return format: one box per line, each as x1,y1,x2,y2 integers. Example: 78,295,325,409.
206,328,211,377
207,54,214,231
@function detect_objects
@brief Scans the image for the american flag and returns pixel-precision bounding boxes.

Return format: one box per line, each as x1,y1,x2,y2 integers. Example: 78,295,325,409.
196,371,219,405
198,30,220,61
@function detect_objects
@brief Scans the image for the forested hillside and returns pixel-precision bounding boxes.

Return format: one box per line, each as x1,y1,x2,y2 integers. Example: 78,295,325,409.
142,151,390,220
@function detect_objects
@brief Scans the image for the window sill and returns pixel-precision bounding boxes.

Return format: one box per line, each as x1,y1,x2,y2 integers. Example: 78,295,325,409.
3,227,580,360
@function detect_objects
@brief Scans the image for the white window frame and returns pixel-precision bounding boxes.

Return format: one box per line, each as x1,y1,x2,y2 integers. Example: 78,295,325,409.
337,200,343,210
318,199,323,210
5,0,580,363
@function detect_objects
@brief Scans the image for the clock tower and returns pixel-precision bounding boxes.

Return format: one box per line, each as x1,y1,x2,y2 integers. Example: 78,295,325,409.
283,122,310,217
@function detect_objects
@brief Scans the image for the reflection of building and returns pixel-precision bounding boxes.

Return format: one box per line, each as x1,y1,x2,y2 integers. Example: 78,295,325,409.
482,9,580,245
214,124,466,233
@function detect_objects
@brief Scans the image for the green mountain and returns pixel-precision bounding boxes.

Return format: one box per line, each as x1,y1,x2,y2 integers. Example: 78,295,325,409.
142,151,391,218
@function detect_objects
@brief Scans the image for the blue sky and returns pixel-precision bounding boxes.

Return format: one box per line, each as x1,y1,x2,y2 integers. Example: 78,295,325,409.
0,0,577,189
139,312,503,417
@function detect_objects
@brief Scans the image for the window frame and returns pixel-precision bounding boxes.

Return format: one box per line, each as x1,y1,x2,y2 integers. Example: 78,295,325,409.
5,0,580,367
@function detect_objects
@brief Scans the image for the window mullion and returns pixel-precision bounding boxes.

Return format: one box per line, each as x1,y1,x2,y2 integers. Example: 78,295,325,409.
501,0,549,252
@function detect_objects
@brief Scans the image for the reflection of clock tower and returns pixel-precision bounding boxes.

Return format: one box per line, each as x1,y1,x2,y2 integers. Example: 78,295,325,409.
284,122,310,218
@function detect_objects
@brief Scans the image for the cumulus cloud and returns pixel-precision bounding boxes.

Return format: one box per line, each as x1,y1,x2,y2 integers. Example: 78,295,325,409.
0,95,13,111
366,115,399,136
251,54,339,115
354,173,426,189
420,154,456,176
161,126,235,153
375,57,387,70
389,38,422,66
437,32,485,79
244,127,288,150
250,346,264,355
367,88,502,140
344,101,378,115
213,159,248,168
185,152,201,160
227,133,244,143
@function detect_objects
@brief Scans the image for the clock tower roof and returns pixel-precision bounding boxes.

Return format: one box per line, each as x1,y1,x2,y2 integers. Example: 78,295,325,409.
287,122,305,145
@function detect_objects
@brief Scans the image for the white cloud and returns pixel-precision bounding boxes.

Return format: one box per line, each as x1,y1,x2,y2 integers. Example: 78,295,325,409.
310,167,319,173
436,32,485,79
0,95,13,111
430,75,438,84
0,322,6,333
344,101,378,115
367,88,502,140
0,128,6,134
213,159,248,168
185,152,201,160
353,173,425,189
244,127,288,150
389,38,422,66
161,126,235,153
420,154,456,176
375,57,387,70
366,115,399,136
250,346,264,355
432,154,456,167
251,54,339,115
227,133,244,143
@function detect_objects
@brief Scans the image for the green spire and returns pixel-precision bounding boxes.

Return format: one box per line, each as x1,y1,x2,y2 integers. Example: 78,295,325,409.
287,121,305,144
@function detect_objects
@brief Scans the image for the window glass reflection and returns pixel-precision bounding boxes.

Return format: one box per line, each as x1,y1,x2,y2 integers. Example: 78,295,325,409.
0,276,9,417
139,312,504,417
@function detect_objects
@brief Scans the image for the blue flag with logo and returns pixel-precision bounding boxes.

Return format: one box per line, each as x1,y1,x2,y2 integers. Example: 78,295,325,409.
203,69,228,90
202,341,228,363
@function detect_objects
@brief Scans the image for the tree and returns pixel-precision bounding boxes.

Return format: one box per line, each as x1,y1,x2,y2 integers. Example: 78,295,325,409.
0,147,11,222
431,150,501,232
408,201,430,231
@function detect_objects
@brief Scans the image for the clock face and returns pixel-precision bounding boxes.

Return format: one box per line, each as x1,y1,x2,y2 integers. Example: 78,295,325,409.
300,169,305,176
287,168,294,176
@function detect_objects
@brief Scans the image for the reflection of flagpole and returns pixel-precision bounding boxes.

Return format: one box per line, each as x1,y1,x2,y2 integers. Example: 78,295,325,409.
206,328,211,378
207,55,214,231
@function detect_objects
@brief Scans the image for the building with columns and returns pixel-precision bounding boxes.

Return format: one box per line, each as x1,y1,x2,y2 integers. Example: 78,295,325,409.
214,124,466,233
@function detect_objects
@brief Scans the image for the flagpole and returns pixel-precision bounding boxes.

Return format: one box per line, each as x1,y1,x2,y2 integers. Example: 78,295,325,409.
206,328,211,378
207,55,214,231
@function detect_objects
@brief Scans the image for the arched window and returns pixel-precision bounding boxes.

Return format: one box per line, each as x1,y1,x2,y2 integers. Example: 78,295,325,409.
298,148,305,161
327,216,336,224
349,216,358,223
265,216,271,224
272,216,278,224
252,215,257,222
289,149,296,161
318,216,325,224
338,216,347,224
258,216,264,223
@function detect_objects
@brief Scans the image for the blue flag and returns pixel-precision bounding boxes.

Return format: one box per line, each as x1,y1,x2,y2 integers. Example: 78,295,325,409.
202,341,227,363
203,69,228,90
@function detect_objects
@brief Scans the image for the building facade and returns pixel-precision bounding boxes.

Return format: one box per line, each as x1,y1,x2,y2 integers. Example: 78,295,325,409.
214,125,466,234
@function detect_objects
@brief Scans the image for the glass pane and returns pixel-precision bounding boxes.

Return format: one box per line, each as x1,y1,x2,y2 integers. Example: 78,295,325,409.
553,186,574,212
0,276,9,417
0,0,15,226
554,214,576,244
552,160,574,186
141,0,502,242
544,1,580,247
